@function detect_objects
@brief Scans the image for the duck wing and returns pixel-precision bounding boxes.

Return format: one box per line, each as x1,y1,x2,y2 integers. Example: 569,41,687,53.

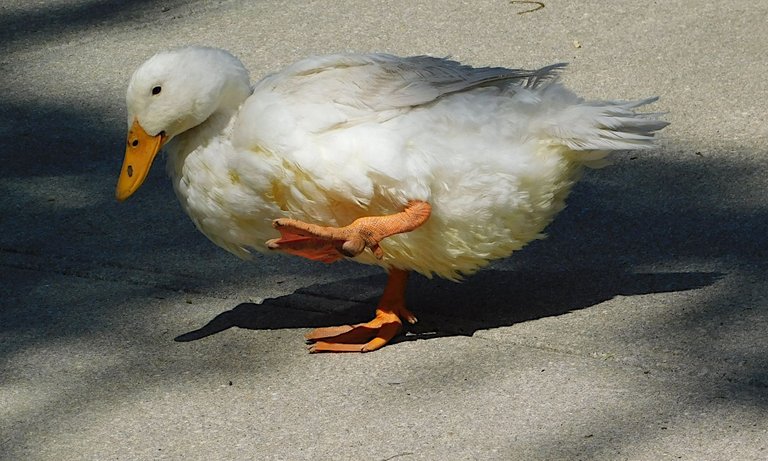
256,53,564,112
234,53,564,150
230,55,565,218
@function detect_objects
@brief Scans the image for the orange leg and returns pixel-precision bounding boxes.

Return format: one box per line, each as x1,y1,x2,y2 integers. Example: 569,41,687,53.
307,268,416,353
266,201,431,262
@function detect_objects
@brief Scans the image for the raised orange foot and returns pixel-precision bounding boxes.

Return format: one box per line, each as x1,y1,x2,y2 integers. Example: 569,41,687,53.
265,201,431,263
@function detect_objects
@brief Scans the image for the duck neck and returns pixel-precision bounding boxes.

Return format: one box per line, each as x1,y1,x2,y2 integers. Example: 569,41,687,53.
164,76,252,177
164,108,238,179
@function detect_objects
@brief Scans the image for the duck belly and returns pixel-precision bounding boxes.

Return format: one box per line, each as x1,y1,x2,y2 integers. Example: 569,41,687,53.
368,142,581,280
334,93,585,279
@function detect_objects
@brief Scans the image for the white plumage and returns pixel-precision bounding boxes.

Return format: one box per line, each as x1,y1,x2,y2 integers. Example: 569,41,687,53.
123,46,667,280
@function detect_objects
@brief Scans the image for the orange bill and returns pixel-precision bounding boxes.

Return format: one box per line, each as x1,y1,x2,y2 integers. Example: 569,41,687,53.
116,119,166,201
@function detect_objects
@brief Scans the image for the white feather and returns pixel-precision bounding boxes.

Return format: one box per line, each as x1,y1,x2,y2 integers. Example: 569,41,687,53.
126,47,668,279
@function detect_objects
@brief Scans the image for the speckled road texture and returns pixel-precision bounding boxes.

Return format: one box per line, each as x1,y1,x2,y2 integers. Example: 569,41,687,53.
1,1,767,459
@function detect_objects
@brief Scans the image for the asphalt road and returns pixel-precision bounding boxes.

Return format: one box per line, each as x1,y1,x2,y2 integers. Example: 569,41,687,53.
1,1,767,459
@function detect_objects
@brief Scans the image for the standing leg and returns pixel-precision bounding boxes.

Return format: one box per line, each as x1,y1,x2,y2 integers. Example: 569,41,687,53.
307,268,416,353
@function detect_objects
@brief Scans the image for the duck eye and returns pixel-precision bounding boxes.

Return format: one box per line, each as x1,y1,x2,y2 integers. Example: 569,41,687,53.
151,86,162,95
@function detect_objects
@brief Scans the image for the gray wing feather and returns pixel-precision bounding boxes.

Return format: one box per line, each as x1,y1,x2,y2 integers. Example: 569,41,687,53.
260,53,567,112
365,54,567,108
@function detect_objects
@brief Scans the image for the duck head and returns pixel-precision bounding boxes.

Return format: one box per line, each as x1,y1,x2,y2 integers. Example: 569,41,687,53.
116,46,251,200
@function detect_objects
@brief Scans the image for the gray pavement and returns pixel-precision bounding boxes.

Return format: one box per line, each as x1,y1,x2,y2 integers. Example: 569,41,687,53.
1,1,767,459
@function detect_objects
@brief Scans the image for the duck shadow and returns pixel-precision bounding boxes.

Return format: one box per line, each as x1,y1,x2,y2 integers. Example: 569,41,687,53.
175,269,722,344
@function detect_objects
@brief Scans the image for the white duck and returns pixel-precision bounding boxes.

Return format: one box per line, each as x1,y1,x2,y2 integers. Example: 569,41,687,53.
117,46,667,352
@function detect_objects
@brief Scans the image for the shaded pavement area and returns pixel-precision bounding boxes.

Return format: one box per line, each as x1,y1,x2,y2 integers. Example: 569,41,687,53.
1,1,767,459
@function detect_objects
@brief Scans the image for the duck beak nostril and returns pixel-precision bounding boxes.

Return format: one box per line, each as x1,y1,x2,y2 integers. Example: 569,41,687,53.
116,119,165,201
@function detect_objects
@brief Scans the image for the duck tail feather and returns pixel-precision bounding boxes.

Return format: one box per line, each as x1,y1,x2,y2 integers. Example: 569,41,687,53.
543,97,669,157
